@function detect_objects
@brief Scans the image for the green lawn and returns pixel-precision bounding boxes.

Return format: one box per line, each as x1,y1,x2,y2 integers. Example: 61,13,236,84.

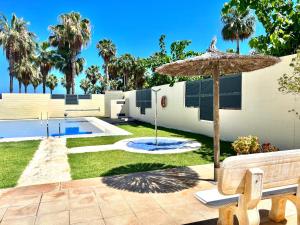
0,141,40,188
67,121,233,180
68,150,210,180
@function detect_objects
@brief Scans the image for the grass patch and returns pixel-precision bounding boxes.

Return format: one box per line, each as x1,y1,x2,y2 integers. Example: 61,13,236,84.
0,141,40,188
68,150,210,180
67,120,233,180
67,135,125,148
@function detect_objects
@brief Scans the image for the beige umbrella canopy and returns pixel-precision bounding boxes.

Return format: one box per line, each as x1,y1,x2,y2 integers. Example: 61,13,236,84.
155,38,280,181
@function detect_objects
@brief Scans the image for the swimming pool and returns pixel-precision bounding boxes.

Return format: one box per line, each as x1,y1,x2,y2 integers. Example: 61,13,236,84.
0,117,130,141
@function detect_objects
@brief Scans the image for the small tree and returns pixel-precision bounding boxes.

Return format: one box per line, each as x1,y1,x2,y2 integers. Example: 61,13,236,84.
80,78,91,94
31,75,42,93
278,50,300,94
85,65,101,85
46,74,58,94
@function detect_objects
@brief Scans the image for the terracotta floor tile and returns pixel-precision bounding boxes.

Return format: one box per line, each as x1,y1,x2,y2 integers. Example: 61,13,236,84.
35,210,69,225
99,200,132,218
0,207,7,220
125,195,161,213
0,197,14,208
0,216,35,225
0,164,297,225
38,200,69,215
69,187,94,199
41,190,69,202
2,183,59,197
151,193,189,208
71,219,105,225
163,202,216,224
61,178,103,189
104,213,140,225
11,194,41,207
69,193,98,209
135,208,177,225
3,204,38,220
95,188,125,203
70,206,102,224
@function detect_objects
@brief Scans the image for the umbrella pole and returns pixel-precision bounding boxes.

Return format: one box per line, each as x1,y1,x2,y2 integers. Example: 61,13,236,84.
213,66,220,182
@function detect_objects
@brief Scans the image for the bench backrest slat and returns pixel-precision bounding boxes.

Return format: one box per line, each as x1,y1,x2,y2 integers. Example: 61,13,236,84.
218,149,300,195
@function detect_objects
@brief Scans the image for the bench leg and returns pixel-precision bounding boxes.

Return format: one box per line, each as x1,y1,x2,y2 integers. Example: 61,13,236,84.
269,197,287,222
218,207,234,225
236,207,260,225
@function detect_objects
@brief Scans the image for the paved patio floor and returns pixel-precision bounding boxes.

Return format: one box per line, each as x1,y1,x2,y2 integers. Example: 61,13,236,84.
0,164,297,225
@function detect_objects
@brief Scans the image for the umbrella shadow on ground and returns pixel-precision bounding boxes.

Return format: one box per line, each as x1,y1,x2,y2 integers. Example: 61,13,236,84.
101,164,200,193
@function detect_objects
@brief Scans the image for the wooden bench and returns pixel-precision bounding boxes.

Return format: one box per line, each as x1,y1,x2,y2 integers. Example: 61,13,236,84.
195,150,300,225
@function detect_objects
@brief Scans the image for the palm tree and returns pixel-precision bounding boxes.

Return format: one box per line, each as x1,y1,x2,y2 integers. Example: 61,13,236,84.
132,58,146,89
49,12,91,94
116,54,135,91
14,59,39,93
36,42,59,93
0,13,36,92
221,8,255,54
80,78,90,94
85,65,101,85
31,75,42,93
96,39,116,89
46,74,58,94
55,49,85,94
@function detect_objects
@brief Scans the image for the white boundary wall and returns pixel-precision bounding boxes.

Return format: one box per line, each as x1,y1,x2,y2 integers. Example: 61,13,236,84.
125,54,300,150
0,91,125,120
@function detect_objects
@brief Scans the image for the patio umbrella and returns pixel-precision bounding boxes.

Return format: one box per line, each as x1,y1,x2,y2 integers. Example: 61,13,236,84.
155,38,280,181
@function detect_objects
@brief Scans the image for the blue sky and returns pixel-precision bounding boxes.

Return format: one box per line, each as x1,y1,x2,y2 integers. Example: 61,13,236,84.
0,0,264,94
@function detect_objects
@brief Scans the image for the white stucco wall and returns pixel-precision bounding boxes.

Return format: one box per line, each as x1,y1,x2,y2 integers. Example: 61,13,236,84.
0,94,105,119
104,91,124,117
110,99,129,119
125,54,300,150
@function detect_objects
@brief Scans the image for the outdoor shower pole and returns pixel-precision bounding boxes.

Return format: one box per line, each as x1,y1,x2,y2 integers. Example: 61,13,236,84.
152,88,161,145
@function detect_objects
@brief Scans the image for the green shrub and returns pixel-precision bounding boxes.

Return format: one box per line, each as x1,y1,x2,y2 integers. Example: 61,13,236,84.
232,135,260,154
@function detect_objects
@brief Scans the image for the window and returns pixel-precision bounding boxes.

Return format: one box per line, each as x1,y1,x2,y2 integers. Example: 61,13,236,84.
185,74,242,121
136,89,152,114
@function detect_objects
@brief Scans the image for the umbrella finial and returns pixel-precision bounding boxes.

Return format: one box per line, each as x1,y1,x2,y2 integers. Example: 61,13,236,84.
208,36,217,52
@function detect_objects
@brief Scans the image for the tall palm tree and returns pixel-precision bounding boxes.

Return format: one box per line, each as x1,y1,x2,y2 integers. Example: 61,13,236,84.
0,14,36,92
80,78,90,94
55,48,85,94
46,74,58,94
14,59,39,93
221,8,255,54
49,12,91,94
96,39,116,90
36,42,59,94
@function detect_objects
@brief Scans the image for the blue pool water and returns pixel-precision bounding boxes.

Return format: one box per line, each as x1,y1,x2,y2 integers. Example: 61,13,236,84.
127,138,186,151
0,118,103,139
